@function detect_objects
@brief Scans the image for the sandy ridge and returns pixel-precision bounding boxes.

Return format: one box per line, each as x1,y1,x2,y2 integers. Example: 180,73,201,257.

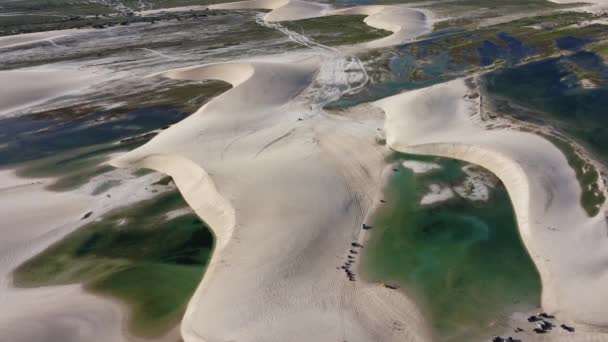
110,54,433,342
373,78,608,338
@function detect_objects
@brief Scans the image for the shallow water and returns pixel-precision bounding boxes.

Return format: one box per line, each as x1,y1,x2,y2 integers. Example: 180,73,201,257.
483,51,608,162
0,106,187,167
363,154,541,342
14,189,214,337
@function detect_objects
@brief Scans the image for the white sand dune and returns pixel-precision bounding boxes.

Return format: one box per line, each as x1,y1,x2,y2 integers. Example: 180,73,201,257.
374,78,608,337
0,170,128,342
110,57,432,342
210,0,432,48
210,0,330,21
0,66,100,117
329,6,432,48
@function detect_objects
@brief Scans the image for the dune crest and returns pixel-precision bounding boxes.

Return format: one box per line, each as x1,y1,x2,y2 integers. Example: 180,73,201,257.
110,57,433,342
374,78,608,329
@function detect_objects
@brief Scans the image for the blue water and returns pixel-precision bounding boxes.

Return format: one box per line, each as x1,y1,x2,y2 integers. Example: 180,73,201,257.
556,36,592,51
478,33,536,66
483,51,608,161
0,107,187,166
330,32,535,109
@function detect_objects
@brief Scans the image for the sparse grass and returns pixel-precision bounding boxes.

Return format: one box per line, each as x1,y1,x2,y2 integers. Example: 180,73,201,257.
0,8,229,37
14,190,214,337
132,168,156,177
282,15,391,46
542,134,605,216
145,80,232,114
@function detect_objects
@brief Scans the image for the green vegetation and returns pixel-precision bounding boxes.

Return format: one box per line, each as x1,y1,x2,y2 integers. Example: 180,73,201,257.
39,80,231,118
425,0,564,16
364,154,540,342
14,190,214,337
590,40,608,61
442,14,606,66
542,134,605,216
132,168,156,177
283,15,391,46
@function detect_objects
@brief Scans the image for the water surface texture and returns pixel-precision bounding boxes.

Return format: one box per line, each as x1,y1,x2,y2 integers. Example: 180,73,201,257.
363,154,541,342
483,51,608,162
0,106,187,166
14,190,214,337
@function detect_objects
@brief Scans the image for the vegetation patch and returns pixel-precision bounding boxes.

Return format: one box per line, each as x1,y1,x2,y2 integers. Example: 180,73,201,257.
335,11,607,108
483,52,608,160
283,15,391,46
542,134,605,216
14,190,214,337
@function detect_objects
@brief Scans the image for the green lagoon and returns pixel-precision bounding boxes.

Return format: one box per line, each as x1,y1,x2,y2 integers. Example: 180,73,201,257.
363,154,541,341
14,189,214,338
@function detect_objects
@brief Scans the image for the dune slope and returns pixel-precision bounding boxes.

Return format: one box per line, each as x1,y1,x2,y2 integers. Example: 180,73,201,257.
110,57,431,342
374,78,608,334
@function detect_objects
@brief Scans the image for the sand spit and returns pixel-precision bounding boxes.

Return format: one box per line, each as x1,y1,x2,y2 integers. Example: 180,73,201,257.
110,57,431,342
374,78,608,336
210,0,432,48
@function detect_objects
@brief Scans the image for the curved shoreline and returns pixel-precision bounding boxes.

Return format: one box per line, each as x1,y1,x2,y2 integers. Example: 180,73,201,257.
109,154,234,342
374,78,608,331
